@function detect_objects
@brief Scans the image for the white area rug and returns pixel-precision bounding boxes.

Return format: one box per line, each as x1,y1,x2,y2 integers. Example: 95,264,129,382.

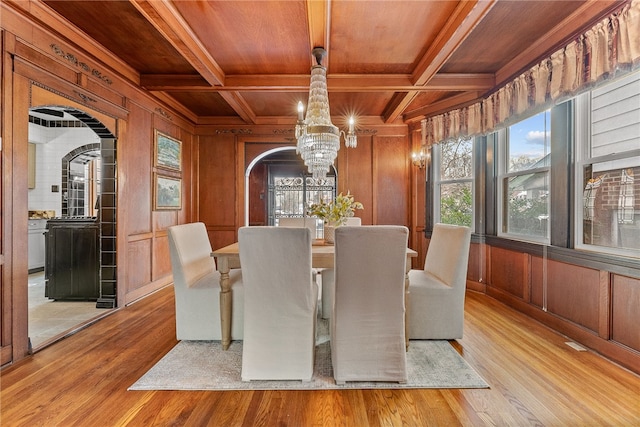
130,325,489,390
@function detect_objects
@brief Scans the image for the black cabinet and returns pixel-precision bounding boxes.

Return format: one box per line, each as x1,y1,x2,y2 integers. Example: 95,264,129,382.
45,218,99,300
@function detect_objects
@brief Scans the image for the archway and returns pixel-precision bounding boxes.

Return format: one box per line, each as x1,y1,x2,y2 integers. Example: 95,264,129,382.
27,105,117,350
244,146,337,226
61,143,101,216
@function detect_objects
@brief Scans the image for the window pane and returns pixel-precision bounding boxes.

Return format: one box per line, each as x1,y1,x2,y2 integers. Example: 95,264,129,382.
274,177,304,218
508,110,550,172
591,71,640,158
440,138,473,180
305,176,335,207
440,182,473,227
504,171,549,238
578,71,640,257
273,176,335,225
582,162,639,251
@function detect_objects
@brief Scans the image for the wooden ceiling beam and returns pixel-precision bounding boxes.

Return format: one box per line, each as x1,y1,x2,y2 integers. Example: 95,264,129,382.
306,0,329,57
383,0,496,123
140,74,210,90
129,0,258,123
140,73,495,92
128,0,225,86
219,92,257,124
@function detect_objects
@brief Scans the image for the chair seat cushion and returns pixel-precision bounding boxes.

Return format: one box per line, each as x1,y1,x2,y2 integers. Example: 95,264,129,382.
408,270,452,292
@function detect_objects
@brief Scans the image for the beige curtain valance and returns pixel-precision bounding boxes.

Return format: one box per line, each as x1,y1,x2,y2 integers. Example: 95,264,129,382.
422,0,640,146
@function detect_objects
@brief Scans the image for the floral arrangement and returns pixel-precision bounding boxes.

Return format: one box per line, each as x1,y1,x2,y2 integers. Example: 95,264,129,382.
307,191,364,226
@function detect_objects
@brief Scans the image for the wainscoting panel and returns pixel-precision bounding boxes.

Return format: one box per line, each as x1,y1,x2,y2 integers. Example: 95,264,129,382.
152,233,171,281
490,247,527,299
546,259,600,333
126,239,152,294
530,255,545,308
467,243,484,284
611,274,640,351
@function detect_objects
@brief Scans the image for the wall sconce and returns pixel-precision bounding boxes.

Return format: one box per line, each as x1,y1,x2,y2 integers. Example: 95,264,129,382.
411,146,428,169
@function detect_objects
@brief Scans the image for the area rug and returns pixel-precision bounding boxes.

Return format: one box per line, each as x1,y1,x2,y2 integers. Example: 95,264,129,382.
129,323,489,390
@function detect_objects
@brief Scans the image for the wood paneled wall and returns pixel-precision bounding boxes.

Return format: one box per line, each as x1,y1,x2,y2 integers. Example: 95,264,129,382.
484,245,640,373
195,129,413,251
1,4,197,364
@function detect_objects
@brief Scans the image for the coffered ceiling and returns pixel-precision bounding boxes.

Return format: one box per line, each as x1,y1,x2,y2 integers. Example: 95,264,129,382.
42,0,623,126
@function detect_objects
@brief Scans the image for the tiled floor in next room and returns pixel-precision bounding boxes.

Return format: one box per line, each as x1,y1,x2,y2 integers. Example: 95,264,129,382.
28,272,110,350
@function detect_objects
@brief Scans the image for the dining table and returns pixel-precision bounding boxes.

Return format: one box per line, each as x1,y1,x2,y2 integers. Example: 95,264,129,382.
212,240,418,350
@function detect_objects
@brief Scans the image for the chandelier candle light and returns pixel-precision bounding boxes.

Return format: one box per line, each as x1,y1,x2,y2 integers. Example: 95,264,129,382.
296,47,357,178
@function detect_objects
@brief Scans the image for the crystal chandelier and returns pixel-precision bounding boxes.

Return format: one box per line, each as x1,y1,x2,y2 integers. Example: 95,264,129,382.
296,47,357,178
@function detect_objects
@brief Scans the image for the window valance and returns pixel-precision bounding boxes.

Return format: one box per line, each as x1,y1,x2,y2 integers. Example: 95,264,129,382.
422,0,640,146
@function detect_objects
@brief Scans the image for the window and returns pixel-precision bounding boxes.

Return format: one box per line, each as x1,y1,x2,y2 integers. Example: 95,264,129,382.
433,138,474,230
270,172,334,226
576,70,640,257
498,110,551,242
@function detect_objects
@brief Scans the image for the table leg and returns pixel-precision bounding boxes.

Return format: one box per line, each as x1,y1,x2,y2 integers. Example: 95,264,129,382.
218,257,232,350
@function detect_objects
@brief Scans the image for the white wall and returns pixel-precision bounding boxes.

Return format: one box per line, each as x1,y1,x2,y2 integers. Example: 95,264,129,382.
28,123,99,215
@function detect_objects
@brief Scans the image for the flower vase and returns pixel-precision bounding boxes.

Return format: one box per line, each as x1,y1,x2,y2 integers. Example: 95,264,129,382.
323,223,336,244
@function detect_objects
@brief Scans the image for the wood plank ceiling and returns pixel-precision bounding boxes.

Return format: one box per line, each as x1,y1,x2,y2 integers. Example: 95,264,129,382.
42,0,623,126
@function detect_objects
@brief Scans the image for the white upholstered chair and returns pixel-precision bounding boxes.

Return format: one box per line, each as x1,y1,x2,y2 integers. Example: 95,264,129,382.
278,216,321,285
167,222,244,341
408,223,471,340
278,217,318,239
331,225,408,384
320,216,360,319
238,226,318,381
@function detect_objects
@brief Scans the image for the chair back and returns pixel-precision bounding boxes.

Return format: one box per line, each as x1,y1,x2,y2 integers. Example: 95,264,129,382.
168,222,244,341
423,223,471,291
278,217,318,239
320,216,360,319
238,226,317,381
343,217,361,226
168,222,215,290
331,225,408,383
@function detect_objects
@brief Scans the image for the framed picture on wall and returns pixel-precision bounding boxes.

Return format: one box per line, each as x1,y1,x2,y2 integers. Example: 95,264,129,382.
154,173,182,210
154,130,182,171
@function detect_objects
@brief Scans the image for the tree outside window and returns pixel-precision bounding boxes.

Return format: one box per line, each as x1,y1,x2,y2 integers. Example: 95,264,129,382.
499,110,551,241
435,138,474,229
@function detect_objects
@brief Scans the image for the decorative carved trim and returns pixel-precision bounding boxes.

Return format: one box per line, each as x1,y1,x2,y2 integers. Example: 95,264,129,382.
359,129,378,135
155,107,172,121
273,128,295,135
215,129,253,134
274,128,377,136
74,90,97,104
30,81,114,120
50,44,113,85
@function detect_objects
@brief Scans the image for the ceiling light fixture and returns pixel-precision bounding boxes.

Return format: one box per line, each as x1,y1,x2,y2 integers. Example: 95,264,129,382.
296,47,357,178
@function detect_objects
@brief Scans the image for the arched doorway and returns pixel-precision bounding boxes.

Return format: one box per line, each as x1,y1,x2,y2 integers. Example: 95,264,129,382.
61,143,100,217
27,105,117,350
244,146,336,228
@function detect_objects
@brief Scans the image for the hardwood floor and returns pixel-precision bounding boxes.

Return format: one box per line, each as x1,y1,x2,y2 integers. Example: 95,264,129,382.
2,286,639,426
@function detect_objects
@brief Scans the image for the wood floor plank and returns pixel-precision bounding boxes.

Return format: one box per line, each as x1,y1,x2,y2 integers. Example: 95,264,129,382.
2,286,639,426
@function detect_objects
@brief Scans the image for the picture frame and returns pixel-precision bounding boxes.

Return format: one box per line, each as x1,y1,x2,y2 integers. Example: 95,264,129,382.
154,130,182,171
154,173,182,210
